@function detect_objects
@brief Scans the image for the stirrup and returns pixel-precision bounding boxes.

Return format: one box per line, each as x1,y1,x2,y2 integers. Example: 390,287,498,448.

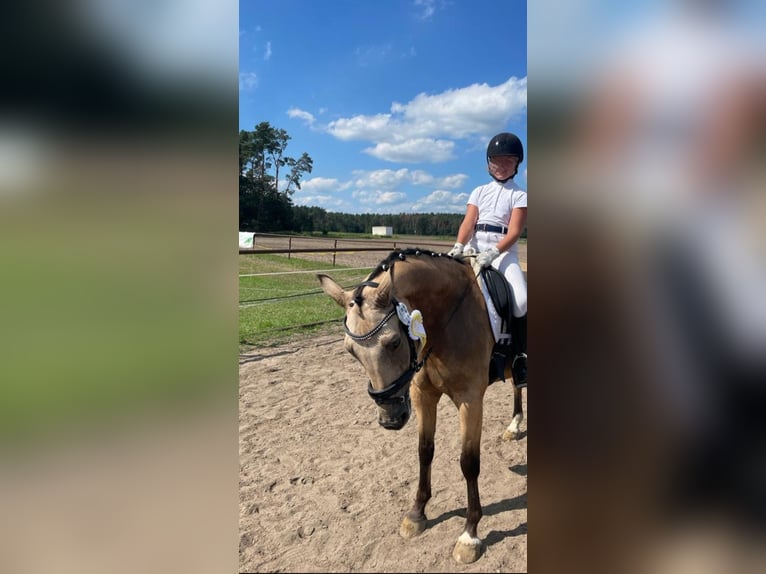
512,353,527,388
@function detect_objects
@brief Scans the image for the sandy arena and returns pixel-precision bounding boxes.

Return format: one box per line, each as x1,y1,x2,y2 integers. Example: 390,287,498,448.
239,326,527,572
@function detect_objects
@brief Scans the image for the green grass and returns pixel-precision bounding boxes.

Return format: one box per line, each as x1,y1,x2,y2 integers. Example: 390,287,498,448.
239,254,374,348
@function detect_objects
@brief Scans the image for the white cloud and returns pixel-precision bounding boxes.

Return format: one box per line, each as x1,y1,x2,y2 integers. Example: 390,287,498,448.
324,76,527,163
364,138,455,163
353,189,407,206
295,169,472,213
349,168,467,190
351,168,411,190
412,190,470,213
409,170,434,185
326,113,392,141
414,0,437,20
239,72,258,90
298,177,340,192
287,107,315,126
292,177,353,210
263,41,272,61
440,173,470,188
396,76,527,139
378,191,406,204
293,194,349,210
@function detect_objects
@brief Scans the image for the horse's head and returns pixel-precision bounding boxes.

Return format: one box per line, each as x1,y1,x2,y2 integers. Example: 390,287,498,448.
318,272,416,430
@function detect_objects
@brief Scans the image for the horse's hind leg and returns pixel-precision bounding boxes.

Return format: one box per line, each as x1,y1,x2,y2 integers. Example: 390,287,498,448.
503,385,524,441
452,398,484,564
400,385,438,539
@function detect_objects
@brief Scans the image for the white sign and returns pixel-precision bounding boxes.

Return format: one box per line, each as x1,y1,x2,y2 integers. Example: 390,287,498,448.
239,232,255,248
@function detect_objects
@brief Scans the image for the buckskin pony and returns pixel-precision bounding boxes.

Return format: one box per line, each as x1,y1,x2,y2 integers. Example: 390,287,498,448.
317,248,524,564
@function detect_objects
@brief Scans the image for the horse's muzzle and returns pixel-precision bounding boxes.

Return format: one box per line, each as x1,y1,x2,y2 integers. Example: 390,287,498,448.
377,395,411,430
378,409,410,430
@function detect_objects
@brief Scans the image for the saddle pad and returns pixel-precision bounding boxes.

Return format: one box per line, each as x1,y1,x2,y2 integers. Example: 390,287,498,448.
478,267,512,344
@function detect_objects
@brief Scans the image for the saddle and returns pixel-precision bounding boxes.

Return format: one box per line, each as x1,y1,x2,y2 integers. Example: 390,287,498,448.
479,266,514,386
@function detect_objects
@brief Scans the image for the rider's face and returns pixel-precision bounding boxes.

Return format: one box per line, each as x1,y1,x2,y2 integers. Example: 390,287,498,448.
488,155,519,180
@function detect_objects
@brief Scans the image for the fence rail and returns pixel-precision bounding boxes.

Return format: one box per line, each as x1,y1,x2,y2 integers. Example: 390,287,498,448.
239,247,398,254
239,234,456,267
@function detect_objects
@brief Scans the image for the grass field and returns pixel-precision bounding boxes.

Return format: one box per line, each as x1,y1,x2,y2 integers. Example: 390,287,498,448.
239,253,375,348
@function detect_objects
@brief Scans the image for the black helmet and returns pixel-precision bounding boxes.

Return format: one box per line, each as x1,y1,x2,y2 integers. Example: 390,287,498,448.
486,132,524,164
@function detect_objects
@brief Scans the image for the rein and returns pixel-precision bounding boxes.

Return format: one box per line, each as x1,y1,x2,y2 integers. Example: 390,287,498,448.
344,253,469,406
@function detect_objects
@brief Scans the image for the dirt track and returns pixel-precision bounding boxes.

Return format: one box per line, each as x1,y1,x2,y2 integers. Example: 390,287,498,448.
239,327,527,573
239,237,527,572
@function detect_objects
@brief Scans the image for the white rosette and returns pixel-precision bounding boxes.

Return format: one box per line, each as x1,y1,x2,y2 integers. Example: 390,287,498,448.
395,302,427,347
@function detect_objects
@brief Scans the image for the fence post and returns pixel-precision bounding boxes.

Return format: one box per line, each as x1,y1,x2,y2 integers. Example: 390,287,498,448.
288,236,292,260
333,239,337,267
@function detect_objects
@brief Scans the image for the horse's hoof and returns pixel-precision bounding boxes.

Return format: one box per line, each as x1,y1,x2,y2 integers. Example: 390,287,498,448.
502,429,518,441
452,532,483,564
399,515,427,538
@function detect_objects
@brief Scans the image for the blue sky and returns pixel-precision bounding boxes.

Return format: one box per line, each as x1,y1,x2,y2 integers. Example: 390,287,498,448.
239,0,527,214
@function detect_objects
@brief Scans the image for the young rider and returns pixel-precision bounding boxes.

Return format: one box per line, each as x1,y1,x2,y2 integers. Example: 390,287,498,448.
448,132,528,387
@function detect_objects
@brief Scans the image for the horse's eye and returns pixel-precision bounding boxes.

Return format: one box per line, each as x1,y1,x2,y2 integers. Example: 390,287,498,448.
385,335,401,351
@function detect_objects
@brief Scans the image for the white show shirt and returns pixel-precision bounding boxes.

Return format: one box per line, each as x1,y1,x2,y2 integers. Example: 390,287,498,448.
467,179,527,233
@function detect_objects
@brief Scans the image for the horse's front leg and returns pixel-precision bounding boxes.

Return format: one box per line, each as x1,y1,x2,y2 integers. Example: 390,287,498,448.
503,384,524,441
453,398,484,564
400,384,438,539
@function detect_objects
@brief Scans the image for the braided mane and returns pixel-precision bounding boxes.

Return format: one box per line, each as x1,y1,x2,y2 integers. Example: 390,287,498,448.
353,248,462,303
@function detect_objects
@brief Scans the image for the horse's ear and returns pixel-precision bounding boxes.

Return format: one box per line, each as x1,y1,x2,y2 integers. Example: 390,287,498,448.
373,275,392,309
317,274,349,309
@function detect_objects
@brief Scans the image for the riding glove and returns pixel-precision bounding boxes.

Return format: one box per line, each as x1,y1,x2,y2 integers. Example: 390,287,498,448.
447,242,465,259
476,246,501,268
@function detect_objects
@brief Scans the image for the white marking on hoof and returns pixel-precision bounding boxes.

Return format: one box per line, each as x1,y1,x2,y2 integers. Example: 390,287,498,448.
458,532,481,547
503,414,524,440
453,532,483,563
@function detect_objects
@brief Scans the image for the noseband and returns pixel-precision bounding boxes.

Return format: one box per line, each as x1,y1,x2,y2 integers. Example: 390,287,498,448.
343,291,431,406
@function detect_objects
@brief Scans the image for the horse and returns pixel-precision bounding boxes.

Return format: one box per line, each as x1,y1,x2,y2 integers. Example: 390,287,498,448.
317,248,524,564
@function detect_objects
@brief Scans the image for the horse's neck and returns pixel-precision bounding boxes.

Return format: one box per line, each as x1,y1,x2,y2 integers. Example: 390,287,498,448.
396,260,477,322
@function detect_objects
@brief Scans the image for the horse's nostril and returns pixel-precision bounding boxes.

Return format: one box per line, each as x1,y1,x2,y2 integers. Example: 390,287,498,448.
379,408,410,431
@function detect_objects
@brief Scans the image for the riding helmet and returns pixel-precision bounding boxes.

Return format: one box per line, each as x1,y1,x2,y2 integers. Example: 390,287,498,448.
486,132,524,164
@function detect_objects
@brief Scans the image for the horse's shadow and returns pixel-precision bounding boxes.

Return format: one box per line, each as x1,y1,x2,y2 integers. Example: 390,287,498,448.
427,492,527,547
485,521,528,545
238,348,300,365
511,429,528,441
239,338,340,365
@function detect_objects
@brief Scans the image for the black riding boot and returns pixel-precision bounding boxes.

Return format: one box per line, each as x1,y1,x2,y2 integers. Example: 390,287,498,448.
510,314,527,388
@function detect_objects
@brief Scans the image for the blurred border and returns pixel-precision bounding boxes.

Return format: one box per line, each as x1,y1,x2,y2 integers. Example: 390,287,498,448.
1,2,239,574
530,1,765,573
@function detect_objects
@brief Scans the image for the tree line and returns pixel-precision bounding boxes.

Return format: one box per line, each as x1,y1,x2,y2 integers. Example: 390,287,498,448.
240,122,525,239
291,207,464,237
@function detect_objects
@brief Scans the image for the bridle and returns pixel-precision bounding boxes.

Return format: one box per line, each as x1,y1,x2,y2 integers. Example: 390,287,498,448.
343,282,431,406
343,253,471,407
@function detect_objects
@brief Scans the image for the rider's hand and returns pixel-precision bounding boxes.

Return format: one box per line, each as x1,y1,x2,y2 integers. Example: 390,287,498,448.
476,246,500,268
447,242,465,260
